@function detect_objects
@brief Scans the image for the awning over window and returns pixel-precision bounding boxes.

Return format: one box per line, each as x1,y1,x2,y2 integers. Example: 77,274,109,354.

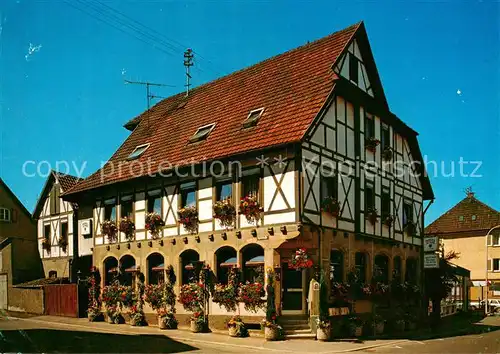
124,265,139,273
108,267,118,273
151,263,164,272
245,255,264,267
220,257,237,268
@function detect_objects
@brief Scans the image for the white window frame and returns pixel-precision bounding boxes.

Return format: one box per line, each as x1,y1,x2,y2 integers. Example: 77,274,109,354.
0,208,10,222
189,123,216,143
127,143,150,160
243,108,264,128
493,259,500,272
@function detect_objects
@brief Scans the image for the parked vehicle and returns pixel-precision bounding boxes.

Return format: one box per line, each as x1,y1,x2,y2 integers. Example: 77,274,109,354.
470,299,500,311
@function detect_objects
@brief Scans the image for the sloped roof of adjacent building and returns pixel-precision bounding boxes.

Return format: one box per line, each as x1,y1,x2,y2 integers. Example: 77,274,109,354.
64,21,432,199
425,192,500,235
32,171,83,218
0,178,32,221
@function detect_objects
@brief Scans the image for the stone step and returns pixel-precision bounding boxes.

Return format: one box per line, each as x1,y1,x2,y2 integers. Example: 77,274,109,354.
279,319,310,325
285,332,317,340
281,324,311,331
284,328,312,335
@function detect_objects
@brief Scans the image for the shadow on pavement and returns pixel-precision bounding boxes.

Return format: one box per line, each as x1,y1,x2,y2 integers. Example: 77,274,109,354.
0,328,199,353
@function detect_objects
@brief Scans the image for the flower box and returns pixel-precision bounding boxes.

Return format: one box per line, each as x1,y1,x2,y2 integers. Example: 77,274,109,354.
365,137,380,152
213,199,236,228
321,196,341,216
404,221,416,236
382,147,393,161
289,248,313,270
42,238,51,253
177,207,198,234
239,195,263,225
101,220,118,243
119,217,136,241
145,212,164,239
366,208,378,225
383,214,394,227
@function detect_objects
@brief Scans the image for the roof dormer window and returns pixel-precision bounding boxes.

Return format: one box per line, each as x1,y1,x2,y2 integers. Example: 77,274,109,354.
243,108,264,128
127,143,150,160
190,123,216,143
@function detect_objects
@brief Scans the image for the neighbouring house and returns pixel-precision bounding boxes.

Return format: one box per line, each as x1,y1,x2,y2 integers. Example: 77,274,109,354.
425,190,500,302
0,178,43,311
63,21,433,328
33,171,92,280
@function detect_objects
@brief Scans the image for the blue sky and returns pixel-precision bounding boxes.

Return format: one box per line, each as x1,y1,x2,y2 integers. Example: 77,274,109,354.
0,0,498,224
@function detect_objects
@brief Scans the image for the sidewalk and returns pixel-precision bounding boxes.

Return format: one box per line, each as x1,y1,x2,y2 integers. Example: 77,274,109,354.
2,314,408,353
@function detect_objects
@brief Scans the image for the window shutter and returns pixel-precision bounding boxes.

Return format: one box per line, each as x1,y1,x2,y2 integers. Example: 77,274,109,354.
487,259,492,271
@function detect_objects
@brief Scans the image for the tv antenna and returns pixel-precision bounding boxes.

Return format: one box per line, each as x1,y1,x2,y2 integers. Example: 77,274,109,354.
124,79,174,130
184,49,194,96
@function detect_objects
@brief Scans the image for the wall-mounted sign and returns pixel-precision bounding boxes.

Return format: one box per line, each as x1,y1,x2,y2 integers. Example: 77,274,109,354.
424,236,439,252
80,219,93,237
424,253,439,269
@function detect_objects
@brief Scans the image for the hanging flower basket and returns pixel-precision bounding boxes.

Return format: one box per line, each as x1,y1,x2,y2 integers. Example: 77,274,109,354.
320,196,341,216
212,283,238,313
119,217,136,241
365,137,380,152
404,221,416,236
213,199,236,228
101,220,118,243
42,238,51,253
145,212,165,239
177,206,198,234
178,283,205,312
366,207,378,225
57,236,68,253
382,147,393,161
239,195,263,224
289,248,314,270
383,214,394,227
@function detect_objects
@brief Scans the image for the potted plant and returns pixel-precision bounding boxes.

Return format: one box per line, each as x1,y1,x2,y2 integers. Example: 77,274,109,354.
365,137,380,152
262,269,284,341
129,304,145,326
316,270,331,341
178,282,207,332
101,220,118,243
366,207,378,225
289,248,314,271
119,216,135,241
239,195,263,224
213,199,236,228
382,214,394,227
348,315,364,337
404,311,418,331
177,206,199,234
227,316,249,337
145,212,165,239
102,284,122,324
320,196,341,217
393,318,406,333
42,237,51,253
371,313,385,335
382,147,393,161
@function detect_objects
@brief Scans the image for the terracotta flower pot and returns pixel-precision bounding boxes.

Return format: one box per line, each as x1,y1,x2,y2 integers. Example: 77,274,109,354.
190,320,204,333
375,322,384,335
264,326,279,341
228,326,238,337
350,325,363,337
158,316,167,330
317,327,330,341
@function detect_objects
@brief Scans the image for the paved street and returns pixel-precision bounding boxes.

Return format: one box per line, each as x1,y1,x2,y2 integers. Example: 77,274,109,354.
0,314,499,353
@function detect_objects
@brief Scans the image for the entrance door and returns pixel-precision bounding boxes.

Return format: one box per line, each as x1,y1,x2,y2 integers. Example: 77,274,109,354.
281,263,304,314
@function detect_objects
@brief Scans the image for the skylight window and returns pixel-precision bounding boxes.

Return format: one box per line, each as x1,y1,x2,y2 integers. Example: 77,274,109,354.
243,108,264,128
189,123,216,143
127,143,150,160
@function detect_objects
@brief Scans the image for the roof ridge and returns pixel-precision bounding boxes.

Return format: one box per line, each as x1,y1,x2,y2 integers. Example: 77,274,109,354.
126,21,362,127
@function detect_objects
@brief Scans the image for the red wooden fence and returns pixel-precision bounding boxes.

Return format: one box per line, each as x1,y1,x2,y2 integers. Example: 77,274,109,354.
44,284,78,317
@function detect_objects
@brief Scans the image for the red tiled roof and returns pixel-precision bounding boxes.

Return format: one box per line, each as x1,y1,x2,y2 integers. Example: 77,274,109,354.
55,172,82,192
66,22,361,195
425,194,500,235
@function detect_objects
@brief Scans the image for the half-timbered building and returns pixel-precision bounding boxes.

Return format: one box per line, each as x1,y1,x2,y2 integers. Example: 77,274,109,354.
33,171,90,279
64,22,433,326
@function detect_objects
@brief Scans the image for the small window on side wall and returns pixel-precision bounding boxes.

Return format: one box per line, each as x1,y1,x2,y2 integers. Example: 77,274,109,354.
365,115,375,140
147,190,162,215
104,199,116,221
0,208,10,222
403,202,413,226
321,172,338,201
349,53,358,84
365,183,375,211
216,180,232,201
241,169,260,199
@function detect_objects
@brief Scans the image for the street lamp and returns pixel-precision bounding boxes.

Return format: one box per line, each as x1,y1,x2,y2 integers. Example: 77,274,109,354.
485,224,500,315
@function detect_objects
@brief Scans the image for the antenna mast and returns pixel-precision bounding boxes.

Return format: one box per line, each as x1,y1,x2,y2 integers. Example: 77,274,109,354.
124,79,173,130
184,49,194,96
